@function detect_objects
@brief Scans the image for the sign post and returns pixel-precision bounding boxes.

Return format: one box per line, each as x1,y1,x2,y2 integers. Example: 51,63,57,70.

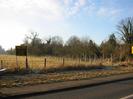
16,46,29,70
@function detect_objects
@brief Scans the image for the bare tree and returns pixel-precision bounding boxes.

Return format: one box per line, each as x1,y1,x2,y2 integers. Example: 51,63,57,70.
51,36,63,46
46,39,51,45
117,17,133,44
26,32,41,46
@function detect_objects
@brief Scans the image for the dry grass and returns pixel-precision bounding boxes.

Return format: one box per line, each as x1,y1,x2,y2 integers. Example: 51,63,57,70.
0,55,133,89
0,55,113,71
1,65,133,88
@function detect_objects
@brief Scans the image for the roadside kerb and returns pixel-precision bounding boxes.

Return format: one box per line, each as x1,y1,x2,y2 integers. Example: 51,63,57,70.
1,73,133,99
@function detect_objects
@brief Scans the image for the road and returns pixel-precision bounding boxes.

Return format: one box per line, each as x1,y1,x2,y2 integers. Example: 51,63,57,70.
19,79,133,99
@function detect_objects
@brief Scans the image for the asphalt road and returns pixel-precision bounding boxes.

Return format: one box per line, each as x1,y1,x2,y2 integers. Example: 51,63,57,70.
19,79,133,99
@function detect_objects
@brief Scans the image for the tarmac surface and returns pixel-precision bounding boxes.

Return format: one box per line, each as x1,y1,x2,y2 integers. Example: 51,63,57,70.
1,73,133,99
20,79,133,99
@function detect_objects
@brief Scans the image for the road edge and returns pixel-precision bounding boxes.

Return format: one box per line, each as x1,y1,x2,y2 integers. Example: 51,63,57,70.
1,73,133,99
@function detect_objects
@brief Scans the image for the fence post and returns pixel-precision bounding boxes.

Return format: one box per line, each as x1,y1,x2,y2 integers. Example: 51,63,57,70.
79,58,81,65
89,56,91,64
26,56,29,70
102,54,105,64
1,60,3,69
84,54,87,62
16,56,19,69
63,58,65,66
44,58,47,70
94,55,96,64
111,54,113,65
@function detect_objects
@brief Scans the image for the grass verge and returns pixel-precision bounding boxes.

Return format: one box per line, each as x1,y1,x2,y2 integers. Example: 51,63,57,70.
0,64,133,88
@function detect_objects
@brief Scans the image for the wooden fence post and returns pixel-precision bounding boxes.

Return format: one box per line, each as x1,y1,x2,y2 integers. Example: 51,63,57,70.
89,56,91,64
26,56,29,70
63,58,65,66
111,54,113,65
1,60,3,69
16,56,19,69
102,54,105,64
44,58,47,70
79,58,81,65
94,55,96,64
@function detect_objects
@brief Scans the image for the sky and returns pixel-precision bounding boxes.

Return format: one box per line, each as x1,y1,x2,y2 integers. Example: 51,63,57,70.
0,0,133,50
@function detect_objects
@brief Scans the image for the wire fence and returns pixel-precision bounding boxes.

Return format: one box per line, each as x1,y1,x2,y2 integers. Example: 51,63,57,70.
0,55,115,70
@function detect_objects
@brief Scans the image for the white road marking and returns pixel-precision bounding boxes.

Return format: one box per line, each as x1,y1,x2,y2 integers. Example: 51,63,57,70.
120,94,133,99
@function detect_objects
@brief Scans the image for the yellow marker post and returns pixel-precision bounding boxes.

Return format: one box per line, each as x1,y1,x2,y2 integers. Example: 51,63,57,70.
131,46,133,54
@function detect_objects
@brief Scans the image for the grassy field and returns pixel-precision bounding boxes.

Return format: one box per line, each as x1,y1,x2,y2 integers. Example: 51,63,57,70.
0,55,133,89
0,55,113,71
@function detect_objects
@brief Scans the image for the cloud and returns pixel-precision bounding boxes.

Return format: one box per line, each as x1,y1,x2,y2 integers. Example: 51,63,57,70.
0,0,100,21
85,0,96,15
63,0,70,5
63,0,88,16
0,0,123,22
97,7,121,17
0,0,123,49
0,0,63,49
0,0,63,21
0,19,28,50
78,0,86,6
63,0,86,6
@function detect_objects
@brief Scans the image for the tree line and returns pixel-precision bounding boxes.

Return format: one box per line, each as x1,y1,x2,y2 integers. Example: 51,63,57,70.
6,17,133,61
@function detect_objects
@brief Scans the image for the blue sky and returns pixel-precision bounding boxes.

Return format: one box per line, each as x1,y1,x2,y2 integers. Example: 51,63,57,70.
0,0,133,50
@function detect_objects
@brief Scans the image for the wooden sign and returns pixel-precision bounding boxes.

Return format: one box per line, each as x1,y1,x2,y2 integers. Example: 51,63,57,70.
16,46,27,56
